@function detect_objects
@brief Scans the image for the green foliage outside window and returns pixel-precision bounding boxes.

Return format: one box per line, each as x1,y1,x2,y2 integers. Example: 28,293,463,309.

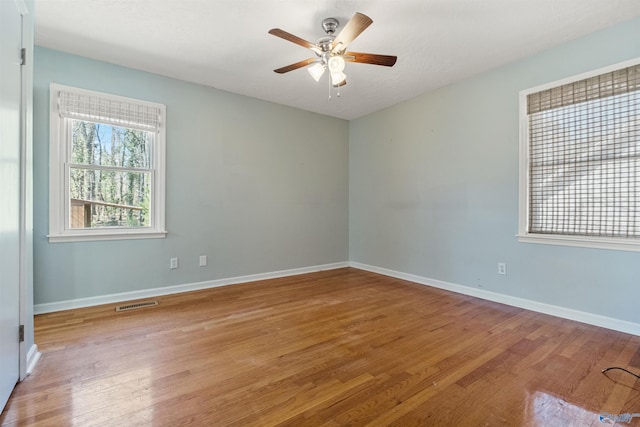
69,120,152,228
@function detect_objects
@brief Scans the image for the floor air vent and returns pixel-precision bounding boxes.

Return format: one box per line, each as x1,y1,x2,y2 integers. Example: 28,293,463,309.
115,300,159,312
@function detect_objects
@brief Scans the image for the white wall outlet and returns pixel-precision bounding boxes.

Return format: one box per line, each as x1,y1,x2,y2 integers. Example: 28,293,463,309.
498,262,507,275
170,257,178,269
199,255,207,267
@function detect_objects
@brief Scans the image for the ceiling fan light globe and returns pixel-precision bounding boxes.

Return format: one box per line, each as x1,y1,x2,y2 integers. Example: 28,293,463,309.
328,55,345,73
331,71,347,85
308,63,326,82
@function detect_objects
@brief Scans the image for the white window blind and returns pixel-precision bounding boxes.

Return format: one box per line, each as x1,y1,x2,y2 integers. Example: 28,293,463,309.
526,64,640,238
56,88,162,132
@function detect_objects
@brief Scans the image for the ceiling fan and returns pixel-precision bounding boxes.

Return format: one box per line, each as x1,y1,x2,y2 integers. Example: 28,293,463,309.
268,12,397,88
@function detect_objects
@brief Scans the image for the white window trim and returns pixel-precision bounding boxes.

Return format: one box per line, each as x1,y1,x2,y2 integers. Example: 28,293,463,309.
48,83,167,243
517,57,640,252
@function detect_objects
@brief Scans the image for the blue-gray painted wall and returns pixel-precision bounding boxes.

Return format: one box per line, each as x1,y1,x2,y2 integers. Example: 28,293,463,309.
349,17,640,324
33,48,349,304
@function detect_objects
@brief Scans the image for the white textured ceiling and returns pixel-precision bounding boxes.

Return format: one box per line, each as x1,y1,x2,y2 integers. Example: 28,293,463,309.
34,0,640,120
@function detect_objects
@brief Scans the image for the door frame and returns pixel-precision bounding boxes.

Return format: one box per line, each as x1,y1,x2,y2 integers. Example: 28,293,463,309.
16,0,33,381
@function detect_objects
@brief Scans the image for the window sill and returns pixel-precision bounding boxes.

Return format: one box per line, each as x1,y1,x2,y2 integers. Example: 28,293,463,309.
48,230,167,243
517,233,640,252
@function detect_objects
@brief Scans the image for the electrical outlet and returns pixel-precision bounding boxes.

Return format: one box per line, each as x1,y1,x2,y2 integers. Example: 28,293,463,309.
170,257,178,269
199,255,207,267
498,262,506,275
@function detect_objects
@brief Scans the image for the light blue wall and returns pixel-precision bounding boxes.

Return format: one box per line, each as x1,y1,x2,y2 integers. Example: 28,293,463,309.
33,48,349,305
349,18,640,324
34,17,640,324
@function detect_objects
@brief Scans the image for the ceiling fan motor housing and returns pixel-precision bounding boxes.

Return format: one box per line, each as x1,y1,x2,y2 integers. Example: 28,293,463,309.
317,36,335,53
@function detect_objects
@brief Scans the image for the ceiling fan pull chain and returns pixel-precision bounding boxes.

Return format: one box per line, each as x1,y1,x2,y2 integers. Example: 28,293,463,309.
327,78,342,100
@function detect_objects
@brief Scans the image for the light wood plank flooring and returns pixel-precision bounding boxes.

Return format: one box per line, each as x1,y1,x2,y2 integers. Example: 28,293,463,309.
2,268,640,426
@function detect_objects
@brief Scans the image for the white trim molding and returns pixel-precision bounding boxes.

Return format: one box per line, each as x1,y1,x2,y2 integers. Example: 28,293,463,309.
33,260,640,337
26,344,40,376
350,262,640,337
34,261,349,314
516,233,640,252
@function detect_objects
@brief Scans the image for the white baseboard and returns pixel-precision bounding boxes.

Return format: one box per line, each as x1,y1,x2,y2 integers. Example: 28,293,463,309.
33,259,639,337
34,261,349,315
350,262,640,337
26,344,40,376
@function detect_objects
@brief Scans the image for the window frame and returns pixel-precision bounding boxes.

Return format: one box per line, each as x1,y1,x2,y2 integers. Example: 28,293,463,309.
48,83,167,243
517,57,640,252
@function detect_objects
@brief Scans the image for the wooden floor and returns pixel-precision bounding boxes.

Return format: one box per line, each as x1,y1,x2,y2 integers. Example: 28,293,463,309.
2,268,640,426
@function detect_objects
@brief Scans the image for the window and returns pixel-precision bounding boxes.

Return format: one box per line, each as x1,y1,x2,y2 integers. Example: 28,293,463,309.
49,83,166,242
518,59,640,251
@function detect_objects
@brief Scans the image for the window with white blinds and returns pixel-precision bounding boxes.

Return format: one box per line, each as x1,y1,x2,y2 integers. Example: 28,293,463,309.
49,83,167,242
519,60,640,251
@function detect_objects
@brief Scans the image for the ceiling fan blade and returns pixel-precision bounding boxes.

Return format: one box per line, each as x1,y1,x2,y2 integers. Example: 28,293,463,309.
274,58,317,74
331,12,373,53
269,28,318,51
344,51,397,67
333,79,347,88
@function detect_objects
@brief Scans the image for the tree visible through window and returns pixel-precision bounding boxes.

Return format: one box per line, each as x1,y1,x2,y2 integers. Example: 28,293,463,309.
49,84,166,242
69,120,151,228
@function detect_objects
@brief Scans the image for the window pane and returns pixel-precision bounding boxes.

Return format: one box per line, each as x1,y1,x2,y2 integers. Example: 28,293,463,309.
69,167,151,228
71,120,151,169
528,90,640,238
